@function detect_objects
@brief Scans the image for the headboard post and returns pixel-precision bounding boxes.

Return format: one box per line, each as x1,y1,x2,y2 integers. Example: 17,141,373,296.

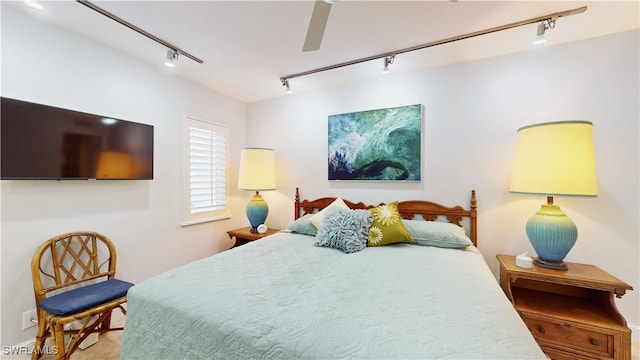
470,189,477,247
294,187,301,219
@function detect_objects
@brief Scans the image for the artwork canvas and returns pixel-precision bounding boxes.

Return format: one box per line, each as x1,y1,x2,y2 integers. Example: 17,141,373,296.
328,104,422,181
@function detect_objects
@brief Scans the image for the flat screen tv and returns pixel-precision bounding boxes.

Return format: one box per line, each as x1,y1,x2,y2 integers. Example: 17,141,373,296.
1,97,154,180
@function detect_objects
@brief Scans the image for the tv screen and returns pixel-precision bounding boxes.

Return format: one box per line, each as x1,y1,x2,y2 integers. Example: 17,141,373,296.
1,97,154,180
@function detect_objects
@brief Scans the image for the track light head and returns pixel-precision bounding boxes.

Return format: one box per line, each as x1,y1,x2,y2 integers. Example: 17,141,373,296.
382,54,395,74
533,17,556,46
282,79,292,94
533,22,547,45
164,49,178,67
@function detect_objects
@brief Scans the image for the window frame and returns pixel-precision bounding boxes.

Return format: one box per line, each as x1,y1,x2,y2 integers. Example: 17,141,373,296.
181,116,230,226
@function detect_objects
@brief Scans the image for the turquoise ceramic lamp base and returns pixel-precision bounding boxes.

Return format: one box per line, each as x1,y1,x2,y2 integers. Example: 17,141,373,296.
525,197,577,270
246,191,269,233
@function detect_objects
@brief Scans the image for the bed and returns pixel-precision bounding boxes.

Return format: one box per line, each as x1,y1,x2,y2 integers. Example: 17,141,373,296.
120,189,546,359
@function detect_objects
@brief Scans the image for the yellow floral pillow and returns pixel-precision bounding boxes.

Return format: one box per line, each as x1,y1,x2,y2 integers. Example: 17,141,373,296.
367,202,414,246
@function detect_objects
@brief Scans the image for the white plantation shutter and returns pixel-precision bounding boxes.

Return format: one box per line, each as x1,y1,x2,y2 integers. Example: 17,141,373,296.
182,117,230,225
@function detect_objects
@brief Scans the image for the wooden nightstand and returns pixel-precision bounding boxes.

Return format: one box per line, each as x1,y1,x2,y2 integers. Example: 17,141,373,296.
497,254,633,360
227,226,280,248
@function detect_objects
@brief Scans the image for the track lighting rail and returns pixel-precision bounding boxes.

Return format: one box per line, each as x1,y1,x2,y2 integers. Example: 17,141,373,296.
280,6,586,87
77,0,204,64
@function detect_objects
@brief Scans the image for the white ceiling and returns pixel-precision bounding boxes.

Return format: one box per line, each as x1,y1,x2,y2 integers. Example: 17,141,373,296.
9,1,640,103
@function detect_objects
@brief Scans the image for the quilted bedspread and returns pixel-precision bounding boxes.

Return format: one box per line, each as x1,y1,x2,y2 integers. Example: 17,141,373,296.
121,232,546,359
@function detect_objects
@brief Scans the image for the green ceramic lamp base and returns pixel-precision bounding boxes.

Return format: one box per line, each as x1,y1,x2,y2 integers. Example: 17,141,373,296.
526,196,577,271
246,191,269,233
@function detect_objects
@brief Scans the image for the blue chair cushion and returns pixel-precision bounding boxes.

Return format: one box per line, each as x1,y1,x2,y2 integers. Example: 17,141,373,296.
39,279,134,316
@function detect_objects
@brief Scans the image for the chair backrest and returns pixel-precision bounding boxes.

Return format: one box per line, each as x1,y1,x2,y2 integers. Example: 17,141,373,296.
31,232,117,306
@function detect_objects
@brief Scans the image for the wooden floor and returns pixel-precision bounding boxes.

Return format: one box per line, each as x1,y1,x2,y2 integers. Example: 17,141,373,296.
45,330,122,360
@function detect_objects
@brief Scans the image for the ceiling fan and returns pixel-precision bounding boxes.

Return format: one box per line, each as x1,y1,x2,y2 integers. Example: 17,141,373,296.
303,0,342,52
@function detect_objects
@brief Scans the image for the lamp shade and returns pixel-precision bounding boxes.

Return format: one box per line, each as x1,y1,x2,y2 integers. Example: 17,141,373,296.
510,121,597,197
238,148,276,191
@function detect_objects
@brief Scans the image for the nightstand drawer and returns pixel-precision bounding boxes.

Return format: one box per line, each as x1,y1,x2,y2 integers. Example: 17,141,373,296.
542,347,597,360
521,312,614,358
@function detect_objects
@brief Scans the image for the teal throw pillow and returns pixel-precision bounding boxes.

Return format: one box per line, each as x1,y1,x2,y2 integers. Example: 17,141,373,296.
315,207,372,254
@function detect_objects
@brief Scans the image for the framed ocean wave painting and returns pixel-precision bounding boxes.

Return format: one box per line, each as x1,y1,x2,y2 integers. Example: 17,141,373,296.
328,104,422,181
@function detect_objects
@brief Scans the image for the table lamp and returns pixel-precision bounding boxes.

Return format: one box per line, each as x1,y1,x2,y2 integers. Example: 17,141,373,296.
510,121,597,270
237,148,276,233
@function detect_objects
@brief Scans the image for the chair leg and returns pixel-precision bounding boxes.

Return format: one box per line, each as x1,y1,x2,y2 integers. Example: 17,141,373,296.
31,317,48,360
100,310,113,331
66,316,94,356
51,323,66,360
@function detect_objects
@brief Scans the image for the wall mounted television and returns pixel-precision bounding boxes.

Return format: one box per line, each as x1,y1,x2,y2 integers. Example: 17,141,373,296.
1,97,154,180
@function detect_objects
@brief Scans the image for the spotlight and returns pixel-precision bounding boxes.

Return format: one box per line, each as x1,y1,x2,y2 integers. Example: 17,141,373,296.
382,54,395,74
164,49,178,68
282,79,292,94
533,23,547,45
533,18,556,46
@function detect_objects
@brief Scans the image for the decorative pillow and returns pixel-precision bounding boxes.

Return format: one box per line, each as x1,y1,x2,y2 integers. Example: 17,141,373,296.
309,197,350,229
401,220,472,249
286,214,317,236
367,202,414,246
314,207,373,254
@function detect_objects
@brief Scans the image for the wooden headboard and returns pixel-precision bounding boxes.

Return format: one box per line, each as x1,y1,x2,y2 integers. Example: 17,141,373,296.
294,188,478,247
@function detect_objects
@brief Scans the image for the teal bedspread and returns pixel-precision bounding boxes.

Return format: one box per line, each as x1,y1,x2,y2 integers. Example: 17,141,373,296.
121,232,545,359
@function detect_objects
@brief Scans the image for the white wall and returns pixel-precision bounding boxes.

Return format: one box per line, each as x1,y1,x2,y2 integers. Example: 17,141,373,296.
248,30,640,336
0,5,250,346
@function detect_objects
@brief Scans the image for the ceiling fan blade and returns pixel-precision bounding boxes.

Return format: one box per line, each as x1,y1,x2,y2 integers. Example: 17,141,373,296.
303,0,332,52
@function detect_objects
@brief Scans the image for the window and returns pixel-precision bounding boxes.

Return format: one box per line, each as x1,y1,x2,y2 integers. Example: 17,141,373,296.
182,117,230,225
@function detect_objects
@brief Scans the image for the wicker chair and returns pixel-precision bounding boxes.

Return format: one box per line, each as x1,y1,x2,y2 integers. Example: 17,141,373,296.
30,232,133,360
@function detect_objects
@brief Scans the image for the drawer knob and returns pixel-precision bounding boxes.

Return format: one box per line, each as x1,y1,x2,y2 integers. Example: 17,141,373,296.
590,338,599,346
537,325,545,334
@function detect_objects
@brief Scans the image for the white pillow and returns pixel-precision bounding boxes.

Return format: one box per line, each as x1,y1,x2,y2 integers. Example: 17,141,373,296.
309,197,350,228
